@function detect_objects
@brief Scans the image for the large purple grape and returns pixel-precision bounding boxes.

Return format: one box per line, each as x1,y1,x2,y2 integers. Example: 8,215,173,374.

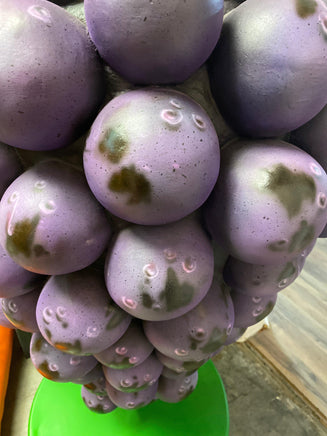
0,160,112,275
36,268,131,355
105,216,214,321
84,0,224,85
83,88,220,225
143,276,234,361
208,0,327,137
94,320,153,369
0,0,105,150
205,139,327,265
30,332,98,382
102,352,163,393
2,287,41,332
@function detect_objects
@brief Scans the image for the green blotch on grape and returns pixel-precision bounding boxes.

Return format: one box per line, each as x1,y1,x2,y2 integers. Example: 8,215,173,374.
182,360,205,371
200,327,226,354
295,0,317,18
159,267,195,312
87,403,110,414
109,357,131,369
278,261,297,283
267,239,289,252
255,301,275,324
38,360,60,380
44,328,52,340
31,337,43,353
99,128,128,164
108,165,151,205
33,244,50,257
120,381,149,393
288,220,315,253
190,341,198,351
141,292,155,309
106,309,126,330
54,339,81,354
6,214,40,258
264,164,316,219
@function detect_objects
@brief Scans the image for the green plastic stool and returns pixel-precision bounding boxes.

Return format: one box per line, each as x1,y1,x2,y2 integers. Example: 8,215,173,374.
29,360,229,436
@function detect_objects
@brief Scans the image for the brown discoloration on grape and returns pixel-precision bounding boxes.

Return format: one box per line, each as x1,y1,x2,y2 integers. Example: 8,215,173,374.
38,360,60,380
182,360,205,371
200,327,226,354
54,339,82,353
6,215,40,258
44,328,52,340
99,128,128,164
31,336,44,353
106,309,126,330
295,0,317,18
159,267,194,312
278,261,297,283
264,164,316,219
141,292,155,309
108,165,151,205
33,244,50,257
268,239,288,252
288,220,315,253
84,382,96,391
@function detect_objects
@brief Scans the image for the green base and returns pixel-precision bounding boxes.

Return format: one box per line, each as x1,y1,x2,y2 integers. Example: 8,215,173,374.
29,360,229,436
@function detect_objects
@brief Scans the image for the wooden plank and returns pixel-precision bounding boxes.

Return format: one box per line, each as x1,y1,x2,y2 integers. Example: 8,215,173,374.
249,238,327,423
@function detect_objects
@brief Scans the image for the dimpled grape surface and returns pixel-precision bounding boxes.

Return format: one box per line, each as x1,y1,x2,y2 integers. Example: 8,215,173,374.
83,88,220,225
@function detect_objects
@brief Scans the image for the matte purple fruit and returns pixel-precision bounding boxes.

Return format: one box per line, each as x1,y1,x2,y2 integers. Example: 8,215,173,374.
84,0,224,84
84,88,220,225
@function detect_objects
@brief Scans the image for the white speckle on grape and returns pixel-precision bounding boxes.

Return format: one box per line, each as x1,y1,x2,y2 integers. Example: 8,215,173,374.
170,99,182,109
120,379,132,388
129,356,139,364
161,109,183,126
43,307,54,323
86,326,99,338
310,162,322,176
87,399,94,407
143,263,158,278
318,192,326,209
278,278,289,288
39,199,56,214
192,114,206,130
148,379,156,386
227,323,233,335
85,239,95,246
144,374,151,382
49,363,58,372
178,386,186,394
8,300,18,313
115,346,128,355
182,257,196,273
34,180,46,190
190,327,207,340
127,401,135,408
28,5,52,25
8,191,19,203
252,306,264,317
184,377,191,384
252,296,262,303
174,348,189,357
122,297,138,310
97,394,105,401
164,248,177,261
56,306,67,320
69,356,81,366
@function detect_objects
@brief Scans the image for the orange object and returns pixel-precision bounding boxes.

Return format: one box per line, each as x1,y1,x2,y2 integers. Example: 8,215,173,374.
0,326,13,432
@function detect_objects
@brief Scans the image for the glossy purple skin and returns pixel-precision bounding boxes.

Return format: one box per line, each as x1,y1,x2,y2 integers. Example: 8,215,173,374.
105,216,214,321
0,301,15,329
0,0,105,151
30,332,98,382
94,320,153,369
36,269,131,355
208,0,327,137
205,139,327,265
106,379,158,410
81,386,117,414
223,255,306,297
2,287,41,332
157,371,198,403
0,143,22,197
0,160,112,275
103,352,163,393
231,290,277,329
84,0,224,85
143,276,235,362
0,242,43,298
83,88,220,225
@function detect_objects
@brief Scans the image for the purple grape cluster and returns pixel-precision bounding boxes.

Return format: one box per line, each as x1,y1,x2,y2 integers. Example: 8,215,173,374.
0,0,326,418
